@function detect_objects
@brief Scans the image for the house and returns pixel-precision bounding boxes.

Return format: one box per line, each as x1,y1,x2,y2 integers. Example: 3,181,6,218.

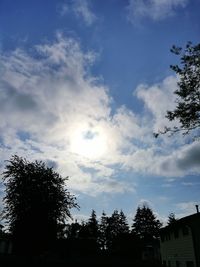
160,211,200,267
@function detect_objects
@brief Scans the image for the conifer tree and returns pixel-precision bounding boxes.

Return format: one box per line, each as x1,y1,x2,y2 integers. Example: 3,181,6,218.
167,212,177,225
87,209,99,239
132,205,162,241
98,211,109,250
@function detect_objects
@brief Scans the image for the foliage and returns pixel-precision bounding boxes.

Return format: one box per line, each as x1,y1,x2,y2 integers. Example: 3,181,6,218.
2,155,79,254
102,210,130,250
118,210,130,234
155,42,200,137
167,212,177,225
86,209,99,239
132,205,162,240
98,211,109,250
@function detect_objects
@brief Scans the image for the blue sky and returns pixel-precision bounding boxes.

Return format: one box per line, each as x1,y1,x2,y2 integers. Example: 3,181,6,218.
0,0,200,225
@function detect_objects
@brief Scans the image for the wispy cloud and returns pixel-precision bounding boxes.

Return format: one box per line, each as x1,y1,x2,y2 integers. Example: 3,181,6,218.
58,3,69,17
58,0,96,26
73,0,96,26
127,0,189,23
176,201,200,218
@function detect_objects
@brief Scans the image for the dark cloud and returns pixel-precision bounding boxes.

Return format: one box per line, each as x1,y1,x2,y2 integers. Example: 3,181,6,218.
0,81,37,112
176,144,200,170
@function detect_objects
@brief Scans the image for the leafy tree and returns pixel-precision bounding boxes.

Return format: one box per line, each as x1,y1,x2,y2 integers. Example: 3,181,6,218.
66,220,82,239
167,212,177,225
155,42,200,137
2,155,79,254
132,205,162,241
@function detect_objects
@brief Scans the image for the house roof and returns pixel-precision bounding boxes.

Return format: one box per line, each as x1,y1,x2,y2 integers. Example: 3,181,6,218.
160,212,200,233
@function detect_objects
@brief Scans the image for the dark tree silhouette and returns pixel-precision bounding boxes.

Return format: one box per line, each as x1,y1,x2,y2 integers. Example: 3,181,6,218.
118,210,129,234
87,209,99,239
98,211,109,250
167,212,177,225
155,42,200,138
66,220,82,239
2,155,79,255
104,210,130,251
132,205,162,241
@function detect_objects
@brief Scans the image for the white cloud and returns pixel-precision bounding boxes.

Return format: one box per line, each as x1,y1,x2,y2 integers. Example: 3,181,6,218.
176,201,200,218
73,0,96,26
127,0,189,23
136,75,178,132
0,33,200,201
58,0,96,26
0,34,135,196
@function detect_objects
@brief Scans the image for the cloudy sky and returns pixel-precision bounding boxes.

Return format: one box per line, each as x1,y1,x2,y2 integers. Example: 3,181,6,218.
0,0,200,225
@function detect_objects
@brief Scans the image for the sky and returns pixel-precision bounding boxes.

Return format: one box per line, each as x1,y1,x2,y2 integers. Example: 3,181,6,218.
0,0,200,226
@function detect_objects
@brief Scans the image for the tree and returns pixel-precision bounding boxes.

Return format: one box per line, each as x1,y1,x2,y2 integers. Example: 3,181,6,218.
167,212,177,225
155,42,200,137
2,155,79,254
87,209,99,239
103,209,130,251
132,205,162,241
118,210,130,234
98,211,109,250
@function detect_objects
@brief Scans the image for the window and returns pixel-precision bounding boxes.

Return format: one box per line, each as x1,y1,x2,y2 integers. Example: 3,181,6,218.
182,226,189,235
176,261,180,267
168,260,171,267
186,261,194,267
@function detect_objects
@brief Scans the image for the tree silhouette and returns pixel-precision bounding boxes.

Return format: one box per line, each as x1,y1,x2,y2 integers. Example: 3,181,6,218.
132,205,162,241
2,155,79,255
98,211,109,250
167,212,177,225
118,210,129,234
87,209,99,239
102,210,130,251
155,42,200,138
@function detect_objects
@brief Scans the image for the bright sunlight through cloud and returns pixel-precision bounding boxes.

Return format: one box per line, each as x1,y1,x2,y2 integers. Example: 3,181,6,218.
70,124,108,159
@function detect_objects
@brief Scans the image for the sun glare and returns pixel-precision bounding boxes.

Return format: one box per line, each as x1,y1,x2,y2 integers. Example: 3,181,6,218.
70,125,108,159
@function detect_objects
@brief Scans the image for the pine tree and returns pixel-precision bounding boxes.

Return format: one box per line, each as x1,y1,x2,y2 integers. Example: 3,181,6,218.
167,213,177,225
132,205,162,241
87,210,99,239
98,211,109,250
119,210,130,234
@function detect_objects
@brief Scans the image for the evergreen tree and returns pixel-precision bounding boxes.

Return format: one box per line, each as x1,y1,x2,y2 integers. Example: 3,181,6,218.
118,210,130,234
106,209,130,251
167,213,177,225
98,211,109,250
87,209,99,239
132,205,162,241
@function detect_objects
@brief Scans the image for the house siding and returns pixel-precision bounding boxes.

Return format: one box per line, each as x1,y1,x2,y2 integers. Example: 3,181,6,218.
160,227,196,267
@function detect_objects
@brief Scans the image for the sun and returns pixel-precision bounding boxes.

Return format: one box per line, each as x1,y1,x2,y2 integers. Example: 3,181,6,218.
70,125,108,159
